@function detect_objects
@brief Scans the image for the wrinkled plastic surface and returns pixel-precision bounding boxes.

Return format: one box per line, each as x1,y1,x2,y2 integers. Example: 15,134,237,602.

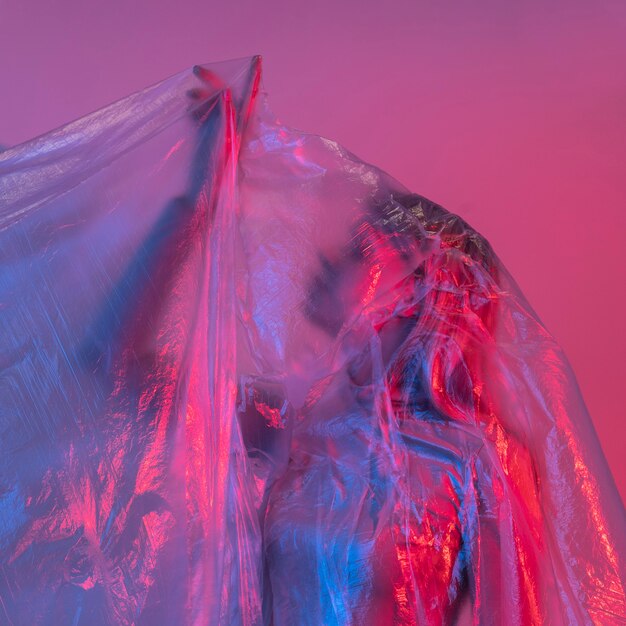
0,55,625,625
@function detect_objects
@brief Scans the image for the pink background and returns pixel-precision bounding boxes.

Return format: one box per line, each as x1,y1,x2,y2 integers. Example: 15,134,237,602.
0,0,624,503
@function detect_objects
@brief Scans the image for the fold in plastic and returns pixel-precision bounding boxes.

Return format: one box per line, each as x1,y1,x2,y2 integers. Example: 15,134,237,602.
0,55,624,626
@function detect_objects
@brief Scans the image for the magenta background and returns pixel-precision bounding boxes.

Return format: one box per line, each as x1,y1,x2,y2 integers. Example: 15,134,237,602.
0,0,624,503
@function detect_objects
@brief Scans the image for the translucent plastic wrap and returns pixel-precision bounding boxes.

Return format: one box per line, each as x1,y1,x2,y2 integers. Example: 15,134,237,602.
0,55,624,625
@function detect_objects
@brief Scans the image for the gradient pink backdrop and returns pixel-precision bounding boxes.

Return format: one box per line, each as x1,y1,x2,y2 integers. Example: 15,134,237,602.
0,0,624,504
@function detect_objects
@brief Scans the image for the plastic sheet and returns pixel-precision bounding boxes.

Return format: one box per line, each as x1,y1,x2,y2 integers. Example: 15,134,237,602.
0,55,624,625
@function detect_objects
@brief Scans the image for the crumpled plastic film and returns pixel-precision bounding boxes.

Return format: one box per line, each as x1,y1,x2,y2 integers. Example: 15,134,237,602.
0,55,624,626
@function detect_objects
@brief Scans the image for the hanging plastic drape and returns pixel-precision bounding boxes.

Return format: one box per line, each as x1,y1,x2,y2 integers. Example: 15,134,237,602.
0,55,624,626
